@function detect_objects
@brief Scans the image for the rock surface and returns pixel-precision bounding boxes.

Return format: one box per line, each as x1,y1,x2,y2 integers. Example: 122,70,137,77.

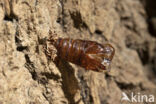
0,0,156,104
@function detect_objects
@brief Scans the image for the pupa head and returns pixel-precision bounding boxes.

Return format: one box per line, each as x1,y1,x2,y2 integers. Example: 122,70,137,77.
88,43,115,72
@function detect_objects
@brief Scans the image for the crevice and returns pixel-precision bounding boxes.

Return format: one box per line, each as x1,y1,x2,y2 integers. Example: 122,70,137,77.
78,74,93,104
144,0,156,37
15,35,21,43
3,0,18,22
151,55,156,75
95,29,102,35
56,17,61,23
4,15,14,21
41,72,61,82
24,55,49,85
70,11,88,29
115,81,136,90
4,13,18,22
42,92,49,101
56,60,80,104
58,0,88,32
137,47,149,65
15,28,28,52
58,0,65,28
24,54,38,80
38,37,47,45
147,19,156,37
16,46,28,51
125,36,150,65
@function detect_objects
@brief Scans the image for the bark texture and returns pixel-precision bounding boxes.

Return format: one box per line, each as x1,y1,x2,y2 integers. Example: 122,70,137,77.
0,0,156,104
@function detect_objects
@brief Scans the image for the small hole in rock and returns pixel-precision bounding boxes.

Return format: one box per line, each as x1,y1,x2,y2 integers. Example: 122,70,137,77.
16,46,28,51
56,17,61,23
95,30,102,35
4,15,13,21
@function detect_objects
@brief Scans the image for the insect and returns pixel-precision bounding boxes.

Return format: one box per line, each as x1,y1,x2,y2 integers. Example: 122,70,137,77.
47,37,115,72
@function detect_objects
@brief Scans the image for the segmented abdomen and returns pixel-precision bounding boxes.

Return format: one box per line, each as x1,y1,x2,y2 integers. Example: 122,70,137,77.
54,38,86,66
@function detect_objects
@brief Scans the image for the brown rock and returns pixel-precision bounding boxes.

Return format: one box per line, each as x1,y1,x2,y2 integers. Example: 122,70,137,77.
0,0,156,104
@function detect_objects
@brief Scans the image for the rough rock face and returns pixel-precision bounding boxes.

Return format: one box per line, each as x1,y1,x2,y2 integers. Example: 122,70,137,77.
0,0,156,104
